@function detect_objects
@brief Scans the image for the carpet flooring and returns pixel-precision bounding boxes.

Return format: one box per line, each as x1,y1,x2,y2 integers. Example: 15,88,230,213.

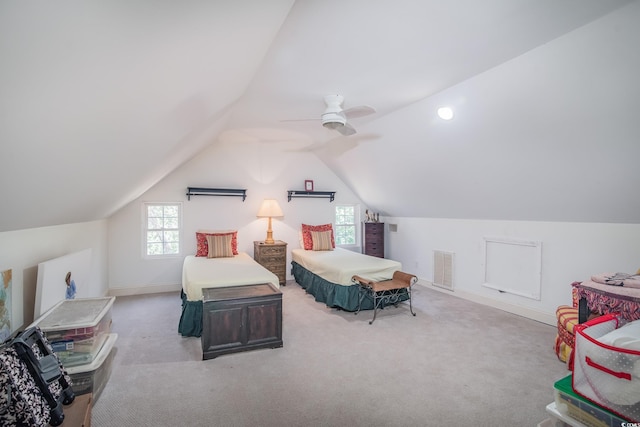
91,281,569,426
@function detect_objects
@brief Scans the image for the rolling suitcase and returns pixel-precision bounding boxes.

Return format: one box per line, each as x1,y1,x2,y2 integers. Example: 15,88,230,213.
0,326,75,426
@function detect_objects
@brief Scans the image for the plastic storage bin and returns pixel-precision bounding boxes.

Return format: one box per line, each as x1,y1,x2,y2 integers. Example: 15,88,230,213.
66,333,117,403
573,314,640,422
32,297,115,367
539,412,571,427
553,375,626,427
546,403,584,427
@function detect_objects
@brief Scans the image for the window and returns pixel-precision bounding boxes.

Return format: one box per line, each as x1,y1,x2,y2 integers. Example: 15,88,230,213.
334,204,358,246
144,203,182,257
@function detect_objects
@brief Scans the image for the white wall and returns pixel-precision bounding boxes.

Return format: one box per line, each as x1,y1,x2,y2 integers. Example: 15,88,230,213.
385,216,640,325
107,136,365,294
0,220,109,331
321,3,640,225
106,132,640,328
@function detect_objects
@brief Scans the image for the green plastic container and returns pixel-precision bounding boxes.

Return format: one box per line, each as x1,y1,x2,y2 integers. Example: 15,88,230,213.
554,374,628,427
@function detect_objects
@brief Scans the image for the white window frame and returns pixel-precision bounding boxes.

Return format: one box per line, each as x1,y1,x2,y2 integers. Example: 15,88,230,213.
142,202,183,259
334,204,360,250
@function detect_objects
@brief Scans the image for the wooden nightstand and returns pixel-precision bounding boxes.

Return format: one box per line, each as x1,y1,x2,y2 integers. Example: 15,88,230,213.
254,240,287,286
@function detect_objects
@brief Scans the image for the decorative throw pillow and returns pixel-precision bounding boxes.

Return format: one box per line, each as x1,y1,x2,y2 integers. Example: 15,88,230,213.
301,224,335,250
196,230,238,256
311,230,334,251
206,234,234,258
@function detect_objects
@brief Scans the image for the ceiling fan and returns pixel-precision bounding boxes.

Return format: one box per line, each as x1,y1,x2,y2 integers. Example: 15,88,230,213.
283,95,376,136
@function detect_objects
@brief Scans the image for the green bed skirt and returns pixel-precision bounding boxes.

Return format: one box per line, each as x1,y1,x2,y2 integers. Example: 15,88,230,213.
178,291,202,338
291,261,408,312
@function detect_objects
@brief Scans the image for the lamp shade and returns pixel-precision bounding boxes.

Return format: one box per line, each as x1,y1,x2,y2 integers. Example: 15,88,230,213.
257,199,283,218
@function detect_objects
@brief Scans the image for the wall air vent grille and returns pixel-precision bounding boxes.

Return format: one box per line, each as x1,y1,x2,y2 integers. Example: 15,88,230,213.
433,250,454,291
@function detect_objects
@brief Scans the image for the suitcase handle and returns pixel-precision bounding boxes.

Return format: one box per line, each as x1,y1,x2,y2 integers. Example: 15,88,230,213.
586,356,632,380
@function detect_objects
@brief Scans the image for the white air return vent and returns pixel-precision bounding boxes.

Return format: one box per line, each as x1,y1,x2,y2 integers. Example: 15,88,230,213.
433,250,454,291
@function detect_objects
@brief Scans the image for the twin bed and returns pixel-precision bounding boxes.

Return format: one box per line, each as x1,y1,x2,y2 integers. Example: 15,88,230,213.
291,247,404,311
179,226,406,337
178,252,279,337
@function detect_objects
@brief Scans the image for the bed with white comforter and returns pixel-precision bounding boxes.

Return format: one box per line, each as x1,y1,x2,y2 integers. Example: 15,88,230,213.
291,247,404,311
179,252,279,337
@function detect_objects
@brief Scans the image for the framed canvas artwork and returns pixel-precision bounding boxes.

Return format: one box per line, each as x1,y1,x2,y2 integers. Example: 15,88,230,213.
0,269,12,341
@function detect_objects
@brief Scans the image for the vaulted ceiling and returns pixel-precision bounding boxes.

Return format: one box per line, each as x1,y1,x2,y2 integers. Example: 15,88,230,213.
1,0,638,233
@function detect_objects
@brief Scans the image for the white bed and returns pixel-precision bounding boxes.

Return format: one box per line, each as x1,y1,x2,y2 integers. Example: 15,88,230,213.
179,252,279,337
291,247,404,311
182,252,280,301
291,248,401,285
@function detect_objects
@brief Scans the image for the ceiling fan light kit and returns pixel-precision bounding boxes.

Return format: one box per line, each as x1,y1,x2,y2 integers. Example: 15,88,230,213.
321,112,346,129
321,95,347,130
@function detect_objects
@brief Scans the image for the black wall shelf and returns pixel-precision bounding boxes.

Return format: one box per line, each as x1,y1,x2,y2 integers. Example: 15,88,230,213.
186,187,247,201
287,190,336,202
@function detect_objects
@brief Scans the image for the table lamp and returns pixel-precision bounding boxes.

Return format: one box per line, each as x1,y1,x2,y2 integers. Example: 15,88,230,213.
257,199,283,244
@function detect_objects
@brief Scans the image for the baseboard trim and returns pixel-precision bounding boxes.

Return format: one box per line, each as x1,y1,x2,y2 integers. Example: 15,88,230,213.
107,284,182,297
417,280,556,326
109,281,556,325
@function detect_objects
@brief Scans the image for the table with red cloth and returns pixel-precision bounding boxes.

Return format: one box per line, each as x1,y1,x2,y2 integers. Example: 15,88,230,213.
572,280,640,323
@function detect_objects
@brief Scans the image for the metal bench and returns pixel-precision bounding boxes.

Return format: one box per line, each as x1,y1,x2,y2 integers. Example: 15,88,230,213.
352,271,417,324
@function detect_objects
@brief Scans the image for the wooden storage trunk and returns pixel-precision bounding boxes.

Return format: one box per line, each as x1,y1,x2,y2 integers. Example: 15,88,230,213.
202,283,283,360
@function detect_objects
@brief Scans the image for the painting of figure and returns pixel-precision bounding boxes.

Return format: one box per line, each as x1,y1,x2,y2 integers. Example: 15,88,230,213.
35,248,91,317
65,271,77,299
0,269,12,342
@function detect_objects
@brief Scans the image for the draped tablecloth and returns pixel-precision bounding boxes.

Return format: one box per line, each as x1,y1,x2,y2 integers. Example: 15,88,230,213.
572,280,640,323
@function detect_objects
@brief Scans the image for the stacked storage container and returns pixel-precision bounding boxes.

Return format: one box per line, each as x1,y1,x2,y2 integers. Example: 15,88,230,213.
31,297,117,402
543,313,640,426
546,375,627,427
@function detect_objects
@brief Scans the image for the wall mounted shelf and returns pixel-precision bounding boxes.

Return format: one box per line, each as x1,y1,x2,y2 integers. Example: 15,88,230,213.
287,190,336,202
186,187,247,201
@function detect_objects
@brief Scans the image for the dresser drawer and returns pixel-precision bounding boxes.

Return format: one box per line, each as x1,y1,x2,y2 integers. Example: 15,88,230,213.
258,256,284,265
258,246,285,257
363,222,384,258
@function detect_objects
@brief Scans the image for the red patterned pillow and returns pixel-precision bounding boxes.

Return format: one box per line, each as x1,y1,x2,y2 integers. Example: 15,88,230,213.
196,230,238,256
301,224,334,250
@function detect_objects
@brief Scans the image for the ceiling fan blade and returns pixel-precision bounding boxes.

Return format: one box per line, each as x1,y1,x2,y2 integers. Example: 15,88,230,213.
335,122,356,136
343,105,376,119
280,118,318,122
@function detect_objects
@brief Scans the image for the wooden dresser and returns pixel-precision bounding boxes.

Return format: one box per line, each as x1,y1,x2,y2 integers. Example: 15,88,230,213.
254,240,287,286
201,283,283,360
363,222,384,258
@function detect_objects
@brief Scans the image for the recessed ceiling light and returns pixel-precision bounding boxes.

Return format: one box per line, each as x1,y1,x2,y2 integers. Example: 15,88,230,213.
437,106,454,120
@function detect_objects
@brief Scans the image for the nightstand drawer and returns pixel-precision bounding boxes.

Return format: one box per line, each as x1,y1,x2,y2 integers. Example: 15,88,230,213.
259,246,286,257
260,256,284,265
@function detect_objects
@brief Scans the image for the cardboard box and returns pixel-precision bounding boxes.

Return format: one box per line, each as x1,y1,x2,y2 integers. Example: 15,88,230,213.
61,393,92,427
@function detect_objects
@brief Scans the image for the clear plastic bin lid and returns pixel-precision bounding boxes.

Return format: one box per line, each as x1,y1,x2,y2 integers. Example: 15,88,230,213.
34,297,115,330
